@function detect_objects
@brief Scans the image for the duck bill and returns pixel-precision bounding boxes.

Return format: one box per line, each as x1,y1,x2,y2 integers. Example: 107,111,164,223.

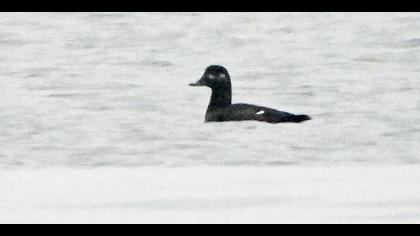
189,76,206,87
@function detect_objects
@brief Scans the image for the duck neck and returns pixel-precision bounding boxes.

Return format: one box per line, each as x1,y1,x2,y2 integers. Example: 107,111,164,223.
208,84,232,111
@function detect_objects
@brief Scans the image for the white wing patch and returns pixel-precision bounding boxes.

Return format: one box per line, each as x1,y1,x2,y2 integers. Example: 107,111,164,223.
256,110,265,115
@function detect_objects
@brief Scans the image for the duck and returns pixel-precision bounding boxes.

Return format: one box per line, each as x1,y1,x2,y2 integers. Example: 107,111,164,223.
189,65,311,123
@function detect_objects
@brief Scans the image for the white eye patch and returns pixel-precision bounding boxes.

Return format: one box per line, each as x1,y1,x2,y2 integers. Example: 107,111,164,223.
208,73,226,80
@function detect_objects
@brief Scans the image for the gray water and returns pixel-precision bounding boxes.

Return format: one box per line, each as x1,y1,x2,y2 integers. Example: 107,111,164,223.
1,12,420,168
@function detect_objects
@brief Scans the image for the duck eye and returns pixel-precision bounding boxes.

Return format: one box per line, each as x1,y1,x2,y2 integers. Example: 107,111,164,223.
208,74,216,79
219,73,226,79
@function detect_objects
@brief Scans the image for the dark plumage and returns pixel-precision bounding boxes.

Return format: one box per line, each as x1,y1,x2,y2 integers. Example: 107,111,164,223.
189,65,311,123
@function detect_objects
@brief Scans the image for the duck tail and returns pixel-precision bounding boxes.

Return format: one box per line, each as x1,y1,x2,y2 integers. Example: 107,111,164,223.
292,114,311,123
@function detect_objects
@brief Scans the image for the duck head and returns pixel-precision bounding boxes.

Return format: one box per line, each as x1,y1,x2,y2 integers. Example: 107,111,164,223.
189,65,231,89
